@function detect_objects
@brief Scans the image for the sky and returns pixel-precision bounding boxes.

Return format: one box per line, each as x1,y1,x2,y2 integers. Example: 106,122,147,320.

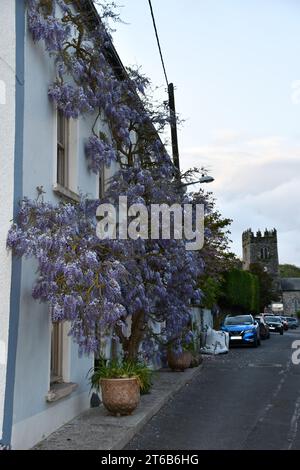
109,0,300,265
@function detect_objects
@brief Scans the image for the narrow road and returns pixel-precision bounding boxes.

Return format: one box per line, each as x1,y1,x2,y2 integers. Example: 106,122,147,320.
126,330,300,450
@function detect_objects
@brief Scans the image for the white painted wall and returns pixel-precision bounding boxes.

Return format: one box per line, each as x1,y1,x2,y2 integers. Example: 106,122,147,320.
190,307,213,331
10,12,95,449
0,0,16,441
8,3,140,449
11,391,90,450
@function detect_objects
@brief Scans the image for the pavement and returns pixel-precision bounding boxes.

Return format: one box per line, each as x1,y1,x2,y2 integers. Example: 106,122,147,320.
126,329,300,450
33,363,203,450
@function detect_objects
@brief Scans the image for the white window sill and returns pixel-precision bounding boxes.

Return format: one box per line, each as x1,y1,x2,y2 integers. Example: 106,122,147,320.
53,183,80,203
46,382,78,403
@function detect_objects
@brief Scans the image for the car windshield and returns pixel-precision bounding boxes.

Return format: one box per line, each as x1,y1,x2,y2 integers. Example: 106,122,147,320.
224,316,253,325
265,316,281,322
288,317,296,321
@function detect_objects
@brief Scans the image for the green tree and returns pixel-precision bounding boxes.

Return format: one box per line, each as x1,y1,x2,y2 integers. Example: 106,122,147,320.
200,276,221,309
279,264,300,278
219,269,260,315
196,198,239,308
249,263,279,311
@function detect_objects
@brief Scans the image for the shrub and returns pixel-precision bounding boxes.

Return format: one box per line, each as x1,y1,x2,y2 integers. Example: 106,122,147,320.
88,358,153,395
220,269,260,314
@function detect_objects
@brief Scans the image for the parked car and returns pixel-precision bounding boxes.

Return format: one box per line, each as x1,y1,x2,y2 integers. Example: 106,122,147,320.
279,316,289,331
264,315,284,335
255,316,270,339
286,317,299,329
221,315,261,347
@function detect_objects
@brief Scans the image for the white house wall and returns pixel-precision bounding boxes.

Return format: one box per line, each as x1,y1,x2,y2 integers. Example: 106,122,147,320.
0,0,16,442
10,11,97,449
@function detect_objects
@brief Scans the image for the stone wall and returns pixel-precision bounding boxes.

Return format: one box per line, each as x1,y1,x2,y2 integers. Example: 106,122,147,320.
282,291,300,316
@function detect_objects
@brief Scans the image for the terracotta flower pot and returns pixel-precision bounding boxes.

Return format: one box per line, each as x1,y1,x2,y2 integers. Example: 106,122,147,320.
100,377,140,416
167,350,192,371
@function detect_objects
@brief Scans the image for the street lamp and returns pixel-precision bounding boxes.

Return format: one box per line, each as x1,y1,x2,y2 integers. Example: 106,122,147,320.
180,175,215,188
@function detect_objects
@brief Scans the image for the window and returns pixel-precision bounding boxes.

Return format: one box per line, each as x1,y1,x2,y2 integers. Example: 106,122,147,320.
54,111,79,201
99,165,104,199
48,320,77,403
50,322,63,384
260,247,270,260
57,110,69,188
224,315,253,326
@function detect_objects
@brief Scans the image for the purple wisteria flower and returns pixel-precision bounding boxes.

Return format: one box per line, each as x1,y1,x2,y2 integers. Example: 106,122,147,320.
11,1,220,360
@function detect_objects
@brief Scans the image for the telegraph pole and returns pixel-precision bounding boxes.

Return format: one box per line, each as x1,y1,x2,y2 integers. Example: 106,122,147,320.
168,83,180,173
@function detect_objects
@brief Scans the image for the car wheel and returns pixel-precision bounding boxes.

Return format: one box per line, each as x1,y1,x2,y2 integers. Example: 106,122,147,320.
252,337,258,348
280,330,283,335
258,338,261,346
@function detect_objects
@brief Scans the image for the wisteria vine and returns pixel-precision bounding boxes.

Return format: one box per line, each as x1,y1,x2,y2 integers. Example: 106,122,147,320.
6,0,226,360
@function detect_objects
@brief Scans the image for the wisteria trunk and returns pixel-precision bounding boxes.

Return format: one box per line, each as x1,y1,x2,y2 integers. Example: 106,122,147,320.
121,310,145,362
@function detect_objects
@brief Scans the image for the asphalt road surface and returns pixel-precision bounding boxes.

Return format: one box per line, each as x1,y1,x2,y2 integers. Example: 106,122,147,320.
126,329,300,450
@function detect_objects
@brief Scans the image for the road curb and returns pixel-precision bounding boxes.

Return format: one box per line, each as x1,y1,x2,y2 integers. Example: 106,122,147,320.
111,364,204,450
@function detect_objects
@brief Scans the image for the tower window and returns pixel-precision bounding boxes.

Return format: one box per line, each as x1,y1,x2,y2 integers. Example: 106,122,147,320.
260,247,270,260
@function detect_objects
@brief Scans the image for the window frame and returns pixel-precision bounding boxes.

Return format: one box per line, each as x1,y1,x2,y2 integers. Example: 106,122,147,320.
56,109,69,188
98,163,105,199
50,321,64,385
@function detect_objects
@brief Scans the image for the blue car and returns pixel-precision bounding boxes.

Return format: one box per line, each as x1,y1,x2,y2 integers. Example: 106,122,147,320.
221,314,261,347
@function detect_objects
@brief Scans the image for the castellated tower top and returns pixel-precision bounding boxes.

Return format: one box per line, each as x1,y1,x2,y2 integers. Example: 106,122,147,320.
242,228,277,243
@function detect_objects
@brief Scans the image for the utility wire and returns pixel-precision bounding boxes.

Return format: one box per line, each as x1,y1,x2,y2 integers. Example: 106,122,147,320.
147,0,169,88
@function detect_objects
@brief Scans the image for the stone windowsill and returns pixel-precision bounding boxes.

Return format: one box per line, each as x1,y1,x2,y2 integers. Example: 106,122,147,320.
52,183,80,203
46,382,78,403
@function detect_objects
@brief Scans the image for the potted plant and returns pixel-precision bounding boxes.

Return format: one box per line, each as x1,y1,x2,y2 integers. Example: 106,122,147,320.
88,359,152,416
183,341,203,368
185,325,203,368
167,348,192,371
167,325,199,372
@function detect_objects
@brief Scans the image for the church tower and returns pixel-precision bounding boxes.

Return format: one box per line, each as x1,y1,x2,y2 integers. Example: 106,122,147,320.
242,228,280,283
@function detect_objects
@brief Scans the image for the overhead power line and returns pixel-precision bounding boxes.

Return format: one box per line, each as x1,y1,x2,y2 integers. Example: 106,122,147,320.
147,0,169,87
147,0,180,171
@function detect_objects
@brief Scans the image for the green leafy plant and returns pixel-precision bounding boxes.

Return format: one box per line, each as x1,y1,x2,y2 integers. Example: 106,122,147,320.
182,332,200,354
219,269,260,315
88,358,153,395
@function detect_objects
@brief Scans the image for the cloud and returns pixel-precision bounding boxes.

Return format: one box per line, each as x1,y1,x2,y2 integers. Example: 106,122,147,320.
211,129,244,144
182,134,300,265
